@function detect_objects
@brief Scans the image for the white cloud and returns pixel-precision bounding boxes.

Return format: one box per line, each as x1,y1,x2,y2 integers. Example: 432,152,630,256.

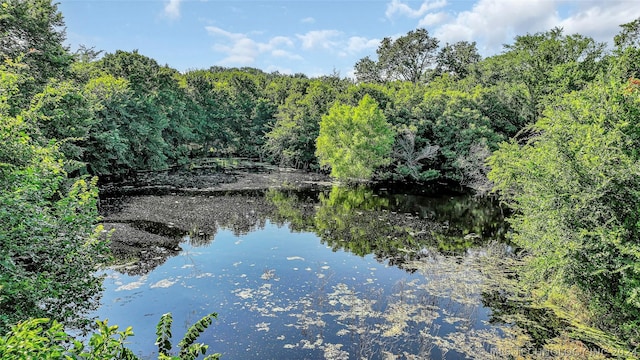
432,0,560,54
556,2,640,44
385,0,447,19
338,36,380,57
418,11,448,27
206,26,296,66
207,26,245,41
164,0,181,19
271,49,303,60
297,30,342,50
301,17,316,24
346,36,380,54
418,0,640,57
205,25,377,71
164,0,182,19
296,31,379,58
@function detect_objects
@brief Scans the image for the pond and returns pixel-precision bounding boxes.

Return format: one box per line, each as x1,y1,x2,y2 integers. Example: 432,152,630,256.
96,185,515,359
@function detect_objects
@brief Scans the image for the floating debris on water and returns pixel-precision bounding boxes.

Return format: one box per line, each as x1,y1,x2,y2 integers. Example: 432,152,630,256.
150,278,177,288
261,269,276,280
115,275,147,291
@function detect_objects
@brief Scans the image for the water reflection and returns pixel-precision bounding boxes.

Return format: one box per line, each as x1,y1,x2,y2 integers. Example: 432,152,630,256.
101,185,507,275
96,185,521,359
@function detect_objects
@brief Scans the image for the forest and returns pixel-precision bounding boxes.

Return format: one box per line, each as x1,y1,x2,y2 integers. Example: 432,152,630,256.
1,0,640,358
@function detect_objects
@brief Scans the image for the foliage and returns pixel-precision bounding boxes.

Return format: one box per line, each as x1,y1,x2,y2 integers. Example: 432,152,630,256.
489,77,640,345
264,79,340,169
454,140,493,195
23,79,93,172
316,95,394,180
355,28,439,84
614,17,640,80
69,319,138,359
496,27,605,121
155,312,220,360
0,0,72,103
0,66,108,332
414,89,504,181
391,126,439,181
0,318,69,359
4,0,640,352
81,74,136,176
435,41,481,80
0,313,219,360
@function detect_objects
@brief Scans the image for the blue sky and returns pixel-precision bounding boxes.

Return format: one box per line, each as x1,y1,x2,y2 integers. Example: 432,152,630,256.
58,0,640,77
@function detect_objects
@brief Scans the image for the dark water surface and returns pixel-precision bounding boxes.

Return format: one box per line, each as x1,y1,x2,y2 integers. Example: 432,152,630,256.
96,186,513,359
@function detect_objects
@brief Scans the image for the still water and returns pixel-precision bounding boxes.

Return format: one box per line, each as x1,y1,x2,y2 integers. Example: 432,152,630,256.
97,186,511,359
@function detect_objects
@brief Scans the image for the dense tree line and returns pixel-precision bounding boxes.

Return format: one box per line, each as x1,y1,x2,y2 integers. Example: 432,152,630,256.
2,0,640,355
5,9,605,185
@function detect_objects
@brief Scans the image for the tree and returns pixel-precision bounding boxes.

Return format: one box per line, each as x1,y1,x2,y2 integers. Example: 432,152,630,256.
0,0,72,101
501,28,605,121
392,126,439,181
614,17,640,79
22,79,93,172
488,77,640,344
355,28,439,84
413,89,504,182
81,74,136,176
92,51,201,172
264,79,338,169
316,95,394,180
353,56,382,84
0,65,108,331
614,17,640,49
435,41,481,80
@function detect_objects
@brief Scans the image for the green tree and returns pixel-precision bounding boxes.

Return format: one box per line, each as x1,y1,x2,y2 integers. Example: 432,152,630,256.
264,79,338,169
0,65,107,331
81,74,136,176
316,95,394,180
435,41,481,80
0,0,72,103
413,89,504,182
23,79,93,173
485,28,605,122
355,28,439,84
614,17,640,80
353,56,382,84
91,50,200,173
488,77,640,345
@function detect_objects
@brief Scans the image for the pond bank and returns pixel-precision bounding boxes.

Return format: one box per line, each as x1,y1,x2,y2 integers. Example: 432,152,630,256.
99,165,335,198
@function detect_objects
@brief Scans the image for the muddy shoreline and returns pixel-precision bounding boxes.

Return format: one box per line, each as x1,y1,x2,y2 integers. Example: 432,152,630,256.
100,168,334,274
99,167,335,197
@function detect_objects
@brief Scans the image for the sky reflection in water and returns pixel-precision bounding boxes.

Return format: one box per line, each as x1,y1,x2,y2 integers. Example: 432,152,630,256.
96,187,508,359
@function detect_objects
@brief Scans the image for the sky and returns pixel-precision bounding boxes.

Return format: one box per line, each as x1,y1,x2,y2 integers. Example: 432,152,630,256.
58,0,640,77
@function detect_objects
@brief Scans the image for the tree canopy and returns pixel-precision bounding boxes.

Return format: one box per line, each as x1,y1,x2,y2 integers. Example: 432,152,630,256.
316,95,394,180
355,28,439,84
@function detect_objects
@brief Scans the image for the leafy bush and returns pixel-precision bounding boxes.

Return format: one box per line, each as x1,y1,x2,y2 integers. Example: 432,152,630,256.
0,67,109,332
489,77,640,344
0,313,219,360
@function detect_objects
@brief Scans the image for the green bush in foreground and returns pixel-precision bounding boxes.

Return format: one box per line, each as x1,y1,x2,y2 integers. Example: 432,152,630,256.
0,312,219,360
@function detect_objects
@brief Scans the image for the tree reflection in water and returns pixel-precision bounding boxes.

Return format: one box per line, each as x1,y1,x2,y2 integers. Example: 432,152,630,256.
105,186,590,358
